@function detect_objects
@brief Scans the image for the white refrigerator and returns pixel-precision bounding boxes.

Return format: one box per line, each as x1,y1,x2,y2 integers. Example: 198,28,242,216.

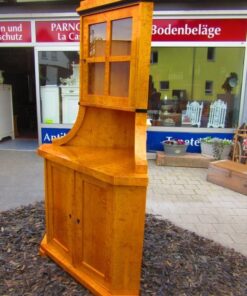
0,84,14,141
40,85,60,124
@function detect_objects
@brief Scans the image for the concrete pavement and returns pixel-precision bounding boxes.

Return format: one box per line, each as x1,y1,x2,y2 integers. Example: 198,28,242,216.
0,149,246,257
0,150,43,211
147,160,247,257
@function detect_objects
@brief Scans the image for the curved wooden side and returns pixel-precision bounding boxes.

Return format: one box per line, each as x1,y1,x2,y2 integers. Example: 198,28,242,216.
52,105,86,146
135,112,148,173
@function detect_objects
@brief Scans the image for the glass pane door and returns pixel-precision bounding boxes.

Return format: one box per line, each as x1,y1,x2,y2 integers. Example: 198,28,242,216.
83,7,137,109
111,18,132,56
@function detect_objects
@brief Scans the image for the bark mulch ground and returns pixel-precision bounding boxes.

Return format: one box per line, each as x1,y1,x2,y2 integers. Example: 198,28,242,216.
0,202,247,296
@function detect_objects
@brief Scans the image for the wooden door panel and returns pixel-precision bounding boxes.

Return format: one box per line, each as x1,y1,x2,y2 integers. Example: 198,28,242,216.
46,161,74,260
74,173,113,286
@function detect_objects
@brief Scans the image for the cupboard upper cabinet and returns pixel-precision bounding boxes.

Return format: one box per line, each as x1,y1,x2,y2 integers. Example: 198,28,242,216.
80,4,152,111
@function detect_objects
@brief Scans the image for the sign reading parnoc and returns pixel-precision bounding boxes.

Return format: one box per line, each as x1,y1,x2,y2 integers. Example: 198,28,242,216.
36,20,80,42
152,19,247,42
0,21,31,43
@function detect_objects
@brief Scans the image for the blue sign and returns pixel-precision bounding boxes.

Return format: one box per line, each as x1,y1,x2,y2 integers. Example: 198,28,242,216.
147,130,234,153
41,127,234,154
41,128,70,143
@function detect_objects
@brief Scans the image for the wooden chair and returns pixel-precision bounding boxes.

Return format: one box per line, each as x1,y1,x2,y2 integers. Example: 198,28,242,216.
185,101,203,127
207,99,227,128
232,123,247,164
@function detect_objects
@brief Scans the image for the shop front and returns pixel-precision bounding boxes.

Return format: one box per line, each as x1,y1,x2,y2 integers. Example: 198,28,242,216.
147,17,247,155
35,19,80,143
0,16,80,144
0,7,247,154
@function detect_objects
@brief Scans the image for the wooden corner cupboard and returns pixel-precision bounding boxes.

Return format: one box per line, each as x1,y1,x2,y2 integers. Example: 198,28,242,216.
38,0,153,295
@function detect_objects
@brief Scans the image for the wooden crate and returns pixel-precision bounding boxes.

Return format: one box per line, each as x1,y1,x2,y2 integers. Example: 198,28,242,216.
207,160,247,195
156,152,214,168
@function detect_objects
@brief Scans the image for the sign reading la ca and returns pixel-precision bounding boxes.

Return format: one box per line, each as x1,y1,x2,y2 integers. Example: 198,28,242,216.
36,20,80,42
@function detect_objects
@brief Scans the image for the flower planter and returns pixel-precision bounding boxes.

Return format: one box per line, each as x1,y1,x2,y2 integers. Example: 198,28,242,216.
201,142,214,156
163,143,188,155
201,142,232,160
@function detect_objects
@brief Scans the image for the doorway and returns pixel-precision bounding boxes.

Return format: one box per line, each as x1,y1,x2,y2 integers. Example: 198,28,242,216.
0,47,37,139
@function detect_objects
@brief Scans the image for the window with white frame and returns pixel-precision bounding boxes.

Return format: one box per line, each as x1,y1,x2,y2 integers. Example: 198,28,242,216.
149,46,245,128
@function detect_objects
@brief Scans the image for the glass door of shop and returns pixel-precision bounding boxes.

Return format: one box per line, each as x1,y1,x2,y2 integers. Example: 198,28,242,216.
0,47,37,140
35,46,80,144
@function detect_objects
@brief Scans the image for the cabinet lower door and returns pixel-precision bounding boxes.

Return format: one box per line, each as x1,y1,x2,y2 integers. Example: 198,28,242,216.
45,161,74,263
73,173,113,289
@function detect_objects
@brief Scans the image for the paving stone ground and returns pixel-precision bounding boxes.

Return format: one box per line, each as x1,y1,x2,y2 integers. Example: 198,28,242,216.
0,150,246,257
147,160,247,257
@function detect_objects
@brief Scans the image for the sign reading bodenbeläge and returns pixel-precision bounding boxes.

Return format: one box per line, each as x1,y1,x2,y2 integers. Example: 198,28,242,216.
152,19,247,42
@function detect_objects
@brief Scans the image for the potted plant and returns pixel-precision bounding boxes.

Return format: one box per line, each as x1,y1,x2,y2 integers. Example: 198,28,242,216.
161,138,188,155
200,137,233,160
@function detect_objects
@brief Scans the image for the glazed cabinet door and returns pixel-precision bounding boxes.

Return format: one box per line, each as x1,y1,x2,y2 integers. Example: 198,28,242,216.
73,173,113,289
81,6,138,110
45,160,74,263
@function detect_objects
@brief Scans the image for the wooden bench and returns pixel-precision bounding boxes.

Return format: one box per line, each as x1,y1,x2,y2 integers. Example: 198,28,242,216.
207,160,247,195
156,151,214,168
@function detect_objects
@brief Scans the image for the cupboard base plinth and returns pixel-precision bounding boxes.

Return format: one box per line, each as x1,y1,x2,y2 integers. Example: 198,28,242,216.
40,235,140,296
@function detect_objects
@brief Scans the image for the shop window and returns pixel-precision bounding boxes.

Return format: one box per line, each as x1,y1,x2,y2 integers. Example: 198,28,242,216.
151,51,158,64
160,80,169,90
148,47,245,129
51,52,58,62
38,51,80,125
207,47,215,61
205,81,213,95
41,51,48,60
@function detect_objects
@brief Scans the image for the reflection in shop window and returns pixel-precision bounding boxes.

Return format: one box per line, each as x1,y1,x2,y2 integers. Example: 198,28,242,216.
51,51,58,62
150,51,158,64
207,47,215,61
38,51,80,125
148,47,244,128
205,81,213,95
160,80,169,91
41,51,47,60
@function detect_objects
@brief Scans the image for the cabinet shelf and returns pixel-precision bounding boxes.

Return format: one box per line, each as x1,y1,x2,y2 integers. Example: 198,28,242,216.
38,144,147,186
